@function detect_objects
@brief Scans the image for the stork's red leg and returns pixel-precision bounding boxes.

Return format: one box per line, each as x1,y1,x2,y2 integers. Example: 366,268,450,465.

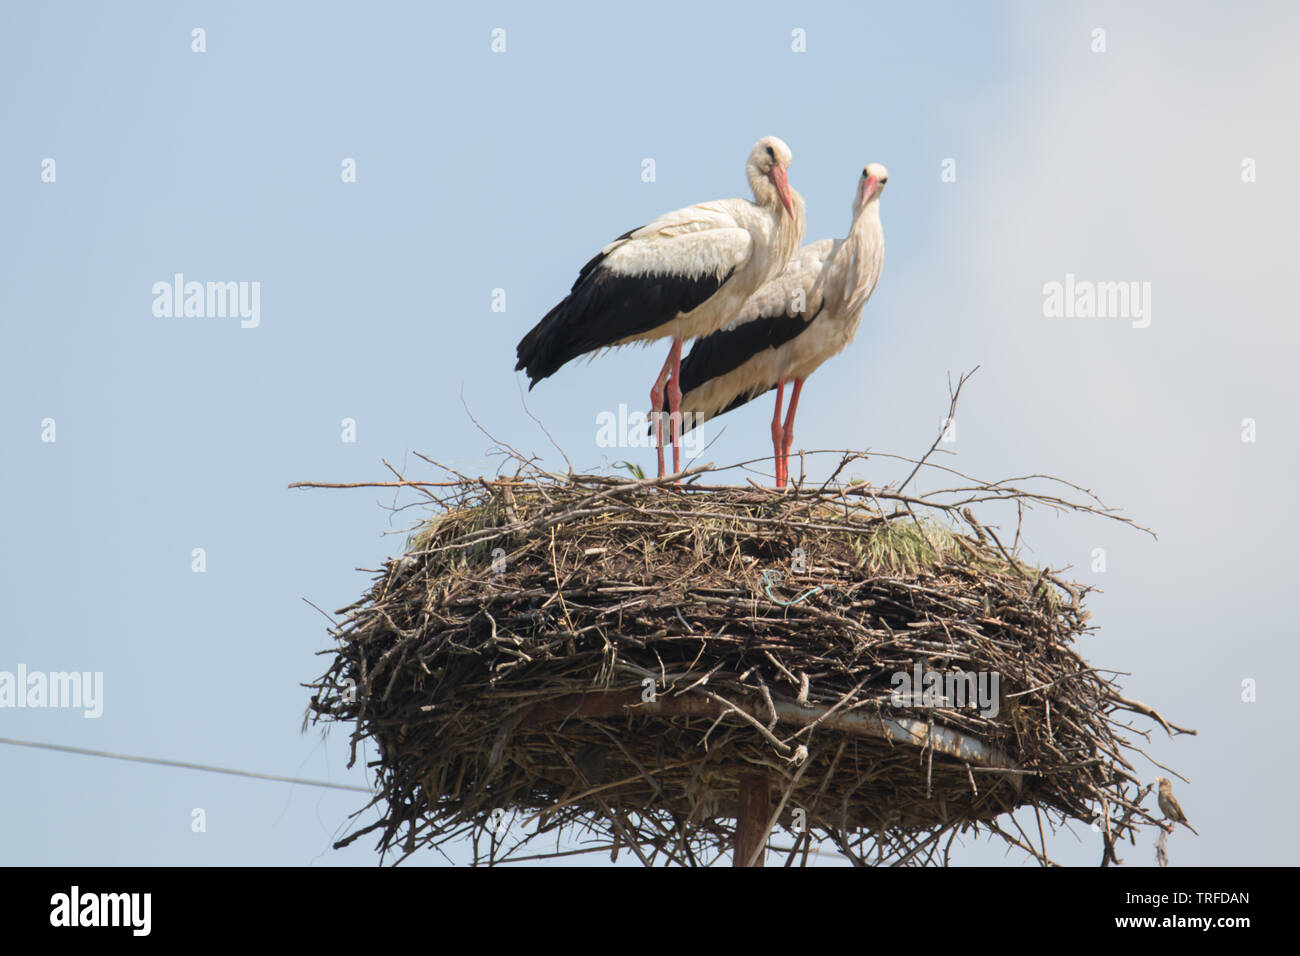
650,343,677,478
667,337,683,476
770,377,787,488
781,378,803,487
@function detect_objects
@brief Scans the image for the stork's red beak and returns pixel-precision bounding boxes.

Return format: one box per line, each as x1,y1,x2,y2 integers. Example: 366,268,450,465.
769,163,794,218
860,176,879,209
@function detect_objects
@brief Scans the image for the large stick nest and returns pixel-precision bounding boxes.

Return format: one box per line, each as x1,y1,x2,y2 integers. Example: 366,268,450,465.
305,451,1191,866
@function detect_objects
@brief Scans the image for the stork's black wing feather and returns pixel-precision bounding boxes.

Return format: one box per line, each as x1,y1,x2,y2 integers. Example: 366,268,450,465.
515,229,734,386
678,303,821,396
651,302,822,434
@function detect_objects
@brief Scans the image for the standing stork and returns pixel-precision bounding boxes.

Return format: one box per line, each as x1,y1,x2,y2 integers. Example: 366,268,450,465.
515,137,806,477
664,163,887,487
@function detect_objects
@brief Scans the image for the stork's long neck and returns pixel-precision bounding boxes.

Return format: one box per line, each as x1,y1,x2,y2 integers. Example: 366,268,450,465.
775,184,807,278
748,166,807,283
829,198,884,318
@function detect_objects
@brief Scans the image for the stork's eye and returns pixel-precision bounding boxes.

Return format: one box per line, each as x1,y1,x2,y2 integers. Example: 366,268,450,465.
765,145,775,160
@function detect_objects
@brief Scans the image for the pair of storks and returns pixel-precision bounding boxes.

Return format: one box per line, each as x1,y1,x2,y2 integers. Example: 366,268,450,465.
515,137,886,486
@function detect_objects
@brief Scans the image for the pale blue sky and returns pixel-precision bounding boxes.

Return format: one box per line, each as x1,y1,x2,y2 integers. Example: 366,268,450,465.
3,1,1296,865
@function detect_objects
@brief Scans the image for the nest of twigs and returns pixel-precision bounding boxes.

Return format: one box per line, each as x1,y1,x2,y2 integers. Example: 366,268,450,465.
305,449,1192,866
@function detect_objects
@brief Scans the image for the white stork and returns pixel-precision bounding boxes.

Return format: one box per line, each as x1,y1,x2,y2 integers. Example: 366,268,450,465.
515,137,806,477
665,163,887,487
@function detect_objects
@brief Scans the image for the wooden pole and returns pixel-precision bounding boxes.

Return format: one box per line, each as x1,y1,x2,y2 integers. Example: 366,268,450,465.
735,774,770,867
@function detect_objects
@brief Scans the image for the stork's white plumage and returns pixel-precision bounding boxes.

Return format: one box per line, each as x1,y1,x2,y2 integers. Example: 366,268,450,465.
668,163,887,487
515,137,806,477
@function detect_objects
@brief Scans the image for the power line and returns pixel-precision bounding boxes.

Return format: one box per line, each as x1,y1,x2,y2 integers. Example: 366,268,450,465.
0,736,371,794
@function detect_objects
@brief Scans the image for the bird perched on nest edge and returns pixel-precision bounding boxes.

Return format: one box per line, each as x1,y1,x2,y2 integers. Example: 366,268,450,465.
1156,777,1198,835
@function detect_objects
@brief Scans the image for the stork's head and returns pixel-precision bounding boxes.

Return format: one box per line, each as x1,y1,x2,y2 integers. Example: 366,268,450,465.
856,162,889,211
748,136,795,218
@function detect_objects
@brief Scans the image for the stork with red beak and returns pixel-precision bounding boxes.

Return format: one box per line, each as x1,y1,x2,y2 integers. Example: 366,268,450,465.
665,163,887,487
515,137,805,477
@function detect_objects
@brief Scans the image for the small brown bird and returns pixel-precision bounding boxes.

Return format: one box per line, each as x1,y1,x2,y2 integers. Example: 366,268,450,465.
1156,777,1198,835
